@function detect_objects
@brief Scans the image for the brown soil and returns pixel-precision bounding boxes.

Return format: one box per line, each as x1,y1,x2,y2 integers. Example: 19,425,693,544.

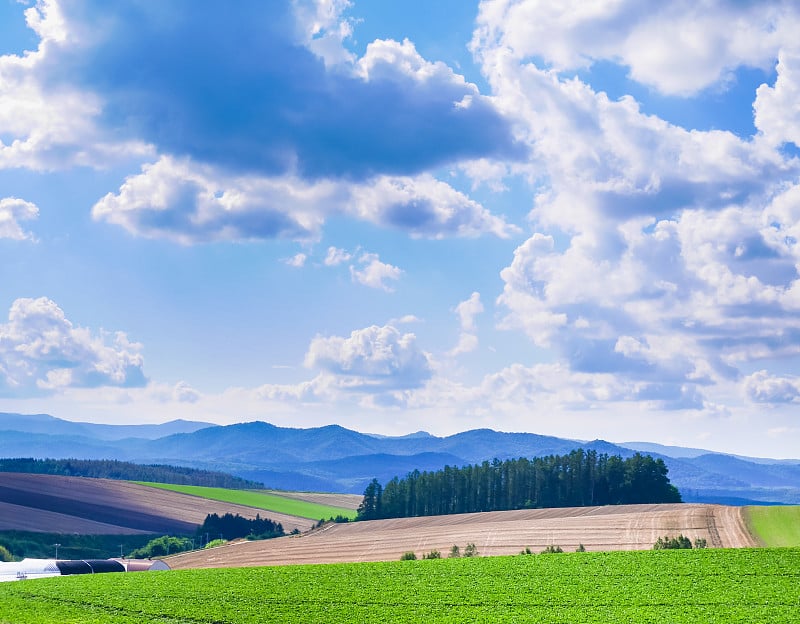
0,500,149,534
0,473,315,534
263,490,362,510
166,503,758,570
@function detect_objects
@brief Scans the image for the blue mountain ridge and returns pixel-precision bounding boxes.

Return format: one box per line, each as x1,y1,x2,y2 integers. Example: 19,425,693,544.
1,413,798,503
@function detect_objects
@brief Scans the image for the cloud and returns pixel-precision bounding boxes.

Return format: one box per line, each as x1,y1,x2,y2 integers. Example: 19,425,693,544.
285,253,308,268
474,0,797,96
22,1,518,180
348,174,519,239
324,246,352,266
754,49,800,148
743,370,800,404
471,1,800,413
91,157,325,244
91,157,516,243
350,253,403,291
0,297,147,396
0,2,150,171
2,1,519,244
450,292,483,355
0,197,39,240
304,324,432,392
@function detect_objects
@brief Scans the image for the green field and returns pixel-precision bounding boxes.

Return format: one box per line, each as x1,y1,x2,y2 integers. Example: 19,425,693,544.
1,548,798,623
746,505,800,547
134,482,357,520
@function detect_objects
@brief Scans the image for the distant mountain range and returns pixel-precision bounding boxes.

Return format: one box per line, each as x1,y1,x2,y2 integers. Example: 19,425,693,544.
2,412,799,504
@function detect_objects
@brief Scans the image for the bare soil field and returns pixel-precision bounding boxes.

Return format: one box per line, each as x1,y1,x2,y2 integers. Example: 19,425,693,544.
0,500,150,534
0,473,315,534
166,503,757,569
263,490,362,510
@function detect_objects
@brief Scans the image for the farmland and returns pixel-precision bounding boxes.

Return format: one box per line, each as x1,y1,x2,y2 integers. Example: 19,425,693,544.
746,505,800,546
0,474,316,534
134,482,358,520
168,503,755,569
1,547,798,623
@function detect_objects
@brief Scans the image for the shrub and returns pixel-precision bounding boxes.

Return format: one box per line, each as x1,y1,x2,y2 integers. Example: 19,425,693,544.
576,544,586,552
423,550,441,559
400,551,417,561
128,536,193,559
204,539,227,549
463,543,479,558
0,544,13,562
448,545,461,558
653,534,693,550
541,544,563,554
694,538,708,549
520,547,533,555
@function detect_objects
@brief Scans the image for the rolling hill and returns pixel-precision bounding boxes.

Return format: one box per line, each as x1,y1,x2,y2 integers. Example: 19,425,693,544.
166,503,757,569
2,412,800,504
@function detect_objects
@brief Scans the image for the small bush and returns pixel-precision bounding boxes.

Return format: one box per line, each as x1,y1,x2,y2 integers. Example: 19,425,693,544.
423,550,441,559
576,544,586,552
653,534,693,550
128,536,193,559
204,539,227,549
448,545,461,558
0,544,14,562
463,543,479,558
541,545,563,554
520,547,533,555
400,551,417,561
694,538,708,549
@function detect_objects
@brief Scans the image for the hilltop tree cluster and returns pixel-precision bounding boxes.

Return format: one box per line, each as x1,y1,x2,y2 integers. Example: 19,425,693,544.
0,458,262,489
357,450,681,520
198,513,284,541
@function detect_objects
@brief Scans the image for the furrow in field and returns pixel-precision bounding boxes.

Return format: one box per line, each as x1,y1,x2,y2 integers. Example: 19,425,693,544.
167,503,757,569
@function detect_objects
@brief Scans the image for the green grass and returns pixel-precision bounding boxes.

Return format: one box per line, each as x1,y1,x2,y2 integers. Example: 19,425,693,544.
133,482,357,521
0,548,798,623
745,505,800,547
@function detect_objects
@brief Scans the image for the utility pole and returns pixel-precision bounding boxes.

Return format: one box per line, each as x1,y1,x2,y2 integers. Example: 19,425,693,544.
54,543,61,559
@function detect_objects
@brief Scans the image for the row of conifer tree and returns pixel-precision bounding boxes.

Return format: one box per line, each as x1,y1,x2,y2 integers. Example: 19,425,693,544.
357,450,681,520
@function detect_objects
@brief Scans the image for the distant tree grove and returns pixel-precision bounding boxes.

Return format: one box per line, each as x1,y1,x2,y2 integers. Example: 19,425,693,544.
357,450,681,520
0,458,262,489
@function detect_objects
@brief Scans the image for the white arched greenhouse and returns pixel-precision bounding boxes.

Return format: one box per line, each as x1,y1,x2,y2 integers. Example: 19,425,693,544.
0,558,169,582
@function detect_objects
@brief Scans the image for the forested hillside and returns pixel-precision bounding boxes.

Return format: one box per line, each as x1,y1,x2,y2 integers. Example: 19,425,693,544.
0,458,263,489
357,450,681,520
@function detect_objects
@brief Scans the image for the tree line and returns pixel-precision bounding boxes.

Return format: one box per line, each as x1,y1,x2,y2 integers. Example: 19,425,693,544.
0,458,263,489
198,513,285,541
357,450,681,520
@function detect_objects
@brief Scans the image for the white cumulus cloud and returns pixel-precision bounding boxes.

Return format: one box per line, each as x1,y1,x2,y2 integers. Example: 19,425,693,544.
0,297,147,396
744,371,800,404
474,0,797,96
0,197,39,240
305,324,432,391
450,292,484,356
350,253,403,291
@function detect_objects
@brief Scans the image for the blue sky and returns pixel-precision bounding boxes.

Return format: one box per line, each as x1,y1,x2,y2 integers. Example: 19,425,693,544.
2,0,800,458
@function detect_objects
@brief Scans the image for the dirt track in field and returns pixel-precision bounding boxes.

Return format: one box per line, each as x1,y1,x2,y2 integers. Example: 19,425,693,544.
166,503,758,569
0,473,315,534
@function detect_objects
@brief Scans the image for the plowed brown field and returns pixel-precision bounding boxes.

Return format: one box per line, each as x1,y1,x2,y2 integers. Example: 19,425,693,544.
0,473,315,534
263,490,362,509
166,503,757,569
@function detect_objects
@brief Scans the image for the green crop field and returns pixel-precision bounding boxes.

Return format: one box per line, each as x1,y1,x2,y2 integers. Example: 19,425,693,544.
746,505,800,547
134,482,357,520
1,548,798,623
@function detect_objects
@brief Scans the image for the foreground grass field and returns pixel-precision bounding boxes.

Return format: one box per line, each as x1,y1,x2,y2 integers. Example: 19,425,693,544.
746,505,800,546
134,482,357,521
1,548,798,623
